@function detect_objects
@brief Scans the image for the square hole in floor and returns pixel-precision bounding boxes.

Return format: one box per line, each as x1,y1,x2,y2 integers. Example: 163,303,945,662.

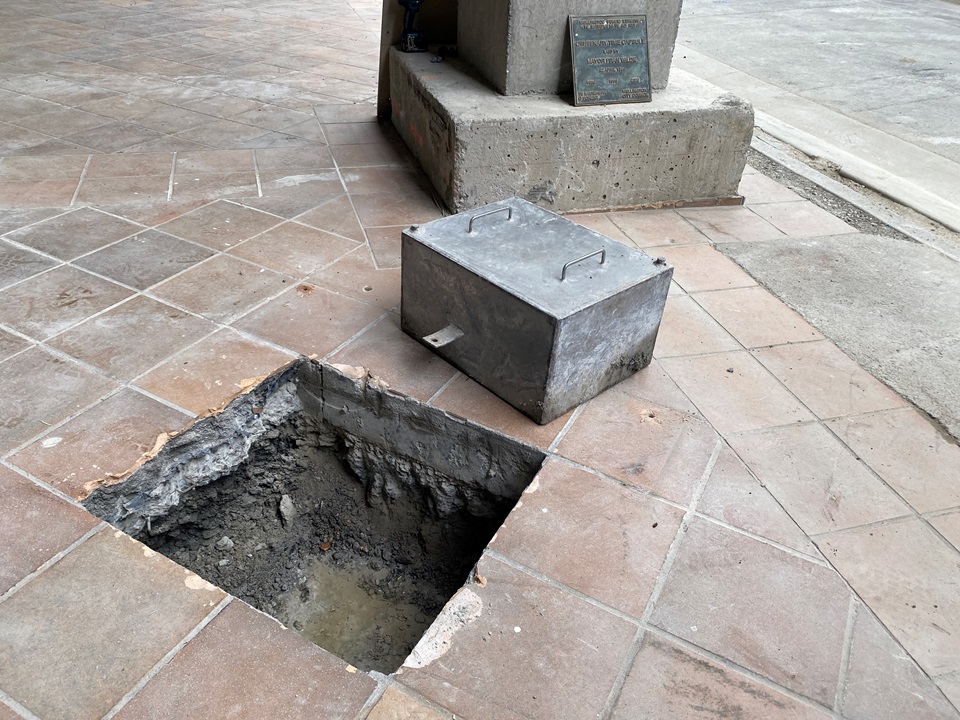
83,359,545,673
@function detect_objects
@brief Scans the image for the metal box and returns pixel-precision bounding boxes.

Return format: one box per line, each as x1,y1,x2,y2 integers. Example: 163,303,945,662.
400,198,673,425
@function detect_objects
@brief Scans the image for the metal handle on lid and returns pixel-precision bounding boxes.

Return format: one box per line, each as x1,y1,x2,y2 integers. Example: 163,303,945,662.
561,248,606,281
467,206,513,233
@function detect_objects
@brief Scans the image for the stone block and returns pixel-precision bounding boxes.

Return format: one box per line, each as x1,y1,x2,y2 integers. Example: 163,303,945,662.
457,0,683,95
389,49,753,213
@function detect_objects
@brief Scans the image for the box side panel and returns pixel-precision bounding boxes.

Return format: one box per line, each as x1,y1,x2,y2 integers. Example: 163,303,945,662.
401,235,556,419
541,267,672,422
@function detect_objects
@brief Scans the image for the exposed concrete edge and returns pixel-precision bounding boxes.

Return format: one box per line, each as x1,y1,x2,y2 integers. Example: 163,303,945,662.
750,135,960,264
755,112,960,235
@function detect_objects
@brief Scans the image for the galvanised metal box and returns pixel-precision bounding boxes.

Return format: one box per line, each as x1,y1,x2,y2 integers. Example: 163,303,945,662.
401,198,672,425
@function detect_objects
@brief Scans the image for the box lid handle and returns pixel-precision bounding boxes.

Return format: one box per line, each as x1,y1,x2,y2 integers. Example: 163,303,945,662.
467,206,513,234
561,248,607,281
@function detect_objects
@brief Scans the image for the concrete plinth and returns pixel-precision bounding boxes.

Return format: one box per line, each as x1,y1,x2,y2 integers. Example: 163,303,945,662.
390,49,754,213
458,0,682,95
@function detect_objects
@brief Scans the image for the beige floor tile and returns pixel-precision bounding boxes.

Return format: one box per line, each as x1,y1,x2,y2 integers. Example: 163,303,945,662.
661,350,815,435
563,211,633,245
651,517,851,705
653,294,742,358
827,409,960,513
694,285,823,348
492,459,684,617
364,225,404,268
75,174,171,205
10,389,189,499
614,358,702,415
752,200,859,236
0,240,57,290
0,155,88,182
351,190,443,227
340,165,430,195
612,633,833,719
229,221,359,277
5,207,141,259
137,329,295,415
609,209,708,248
728,423,912,535
0,179,77,209
929,512,960,553
310,246,399,310
737,172,804,204
678,206,786,243
113,601,376,720
655,244,758,292
157,200,282,249
818,518,960,679
85,153,174,179
294,194,365,241
0,530,223,720
367,686,451,720
557,388,719,505
329,315,457,402
752,341,908,419
399,555,638,720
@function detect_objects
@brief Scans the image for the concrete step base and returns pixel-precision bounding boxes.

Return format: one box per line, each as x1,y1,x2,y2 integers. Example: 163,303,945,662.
389,49,755,213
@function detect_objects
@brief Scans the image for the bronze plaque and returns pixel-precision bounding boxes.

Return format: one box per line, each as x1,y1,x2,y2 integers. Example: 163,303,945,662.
569,15,652,106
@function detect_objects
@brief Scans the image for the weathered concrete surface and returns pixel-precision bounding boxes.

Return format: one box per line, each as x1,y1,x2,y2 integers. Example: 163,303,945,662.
458,0,683,95
390,50,753,212
721,234,960,440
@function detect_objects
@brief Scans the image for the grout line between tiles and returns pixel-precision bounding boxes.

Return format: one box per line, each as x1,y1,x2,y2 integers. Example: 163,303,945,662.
320,310,391,362
425,370,461,406
600,438,724,719
350,678,389,720
166,151,177,201
0,523,105,607
546,403,586,453
101,596,234,720
0,459,92,509
252,148,263,197
691,511,831,567
69,154,92,207
834,596,859,714
0,688,41,720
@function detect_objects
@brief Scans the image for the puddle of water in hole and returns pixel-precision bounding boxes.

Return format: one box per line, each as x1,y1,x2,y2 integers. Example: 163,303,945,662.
276,557,434,673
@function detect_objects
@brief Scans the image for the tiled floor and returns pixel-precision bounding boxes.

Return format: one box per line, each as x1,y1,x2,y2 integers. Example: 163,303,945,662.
0,1,959,719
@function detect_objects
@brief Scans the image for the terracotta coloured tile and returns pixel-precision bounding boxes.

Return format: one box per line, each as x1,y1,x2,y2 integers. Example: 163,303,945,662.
697,444,820,557
0,155,88,181
170,118,266,148
175,149,255,174
655,244,757,293
929,512,960,553
352,190,443,228
137,329,295,415
728,423,911,535
826,409,960,513
661,351,815,435
694,286,823,348
651,517,851,705
114,601,376,720
294,194,364,241
10,389,189,499
329,316,457,402
230,221,359,277
254,145,335,171
49,296,217,381
340,165,431,195
85,153,174,178
0,240,57,290
608,209,708,248
613,359,701,415
0,347,116,452
0,701,20,720
752,200,858,237
322,121,392,145
0,265,132,340
492,460,684,616
310,246,400,310
5,207,141,259
236,193,340,219
365,225,404,268
0,180,76,209
752,341,908,420
737,172,804,204
431,375,571,450
367,686,451,720
818,518,960,678
74,230,214,290
611,633,833,720
75,174,172,205
654,294,741,358
399,555,637,720
234,284,383,357
0,529,223,720
0,466,99,594
157,200,282,249
152,254,290,323
563,212,633,245
841,604,958,720
314,103,377,124
171,171,258,200
331,142,407,168
259,169,344,196
557,389,719,505
678,206,786,243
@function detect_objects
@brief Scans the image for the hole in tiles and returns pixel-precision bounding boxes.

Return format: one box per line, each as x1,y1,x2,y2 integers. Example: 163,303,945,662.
83,359,545,674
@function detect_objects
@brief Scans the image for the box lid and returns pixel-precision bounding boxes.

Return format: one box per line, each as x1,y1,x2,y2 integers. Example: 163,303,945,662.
406,197,670,318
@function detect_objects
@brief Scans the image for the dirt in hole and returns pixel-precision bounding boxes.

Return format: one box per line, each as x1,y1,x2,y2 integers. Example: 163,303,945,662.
139,416,511,673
